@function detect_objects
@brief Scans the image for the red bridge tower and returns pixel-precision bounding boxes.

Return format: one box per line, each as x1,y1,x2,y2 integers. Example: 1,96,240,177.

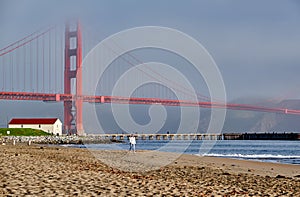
64,21,84,135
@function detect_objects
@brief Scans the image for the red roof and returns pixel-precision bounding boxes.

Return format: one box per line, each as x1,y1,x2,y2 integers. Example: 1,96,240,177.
9,118,59,125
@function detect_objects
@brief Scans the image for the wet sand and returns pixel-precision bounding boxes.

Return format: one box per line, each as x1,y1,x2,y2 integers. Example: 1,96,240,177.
0,144,299,196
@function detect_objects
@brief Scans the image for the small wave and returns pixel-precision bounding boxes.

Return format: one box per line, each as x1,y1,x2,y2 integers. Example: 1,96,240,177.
197,153,300,159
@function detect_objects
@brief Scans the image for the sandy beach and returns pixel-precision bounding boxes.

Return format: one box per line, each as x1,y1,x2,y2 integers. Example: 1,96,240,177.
0,144,299,196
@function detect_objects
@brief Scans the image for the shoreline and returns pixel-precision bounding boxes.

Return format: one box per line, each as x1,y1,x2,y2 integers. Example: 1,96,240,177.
2,136,299,165
1,144,300,195
61,143,300,166
56,141,300,165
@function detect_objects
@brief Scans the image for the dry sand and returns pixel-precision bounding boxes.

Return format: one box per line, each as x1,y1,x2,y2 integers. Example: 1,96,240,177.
0,144,299,196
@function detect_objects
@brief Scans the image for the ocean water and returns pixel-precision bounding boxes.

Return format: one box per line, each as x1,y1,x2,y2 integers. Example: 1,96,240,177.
67,140,300,165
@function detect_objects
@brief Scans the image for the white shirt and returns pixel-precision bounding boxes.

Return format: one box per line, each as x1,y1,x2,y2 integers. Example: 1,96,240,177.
129,136,136,145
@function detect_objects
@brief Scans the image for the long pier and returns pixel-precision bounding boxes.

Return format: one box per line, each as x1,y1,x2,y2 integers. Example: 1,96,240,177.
90,133,300,141
108,134,224,141
1,133,298,145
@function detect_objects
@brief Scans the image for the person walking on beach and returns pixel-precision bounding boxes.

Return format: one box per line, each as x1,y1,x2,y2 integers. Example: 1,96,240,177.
129,134,136,152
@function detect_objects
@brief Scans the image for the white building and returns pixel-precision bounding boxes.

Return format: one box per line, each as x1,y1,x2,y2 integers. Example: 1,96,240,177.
8,118,62,135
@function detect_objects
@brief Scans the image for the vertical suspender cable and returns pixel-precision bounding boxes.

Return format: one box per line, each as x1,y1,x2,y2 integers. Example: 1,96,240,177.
48,30,51,92
16,42,19,91
60,27,63,93
1,56,6,90
54,27,57,93
10,53,13,91
36,38,39,92
24,40,26,91
42,35,45,92
30,38,32,91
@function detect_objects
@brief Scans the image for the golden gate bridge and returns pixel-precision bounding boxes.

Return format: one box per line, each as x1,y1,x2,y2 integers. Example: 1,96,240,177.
1,21,300,135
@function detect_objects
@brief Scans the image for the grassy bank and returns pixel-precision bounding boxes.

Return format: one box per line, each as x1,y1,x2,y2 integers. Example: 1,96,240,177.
0,128,51,136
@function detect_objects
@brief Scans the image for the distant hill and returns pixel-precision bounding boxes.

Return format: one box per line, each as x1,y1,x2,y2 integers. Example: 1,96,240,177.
249,100,300,132
202,99,300,133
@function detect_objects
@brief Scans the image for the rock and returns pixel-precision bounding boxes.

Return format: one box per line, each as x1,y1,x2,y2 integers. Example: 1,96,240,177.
276,175,286,179
222,172,231,175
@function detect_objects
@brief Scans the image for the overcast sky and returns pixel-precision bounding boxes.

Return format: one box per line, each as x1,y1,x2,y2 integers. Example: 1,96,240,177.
1,0,300,101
